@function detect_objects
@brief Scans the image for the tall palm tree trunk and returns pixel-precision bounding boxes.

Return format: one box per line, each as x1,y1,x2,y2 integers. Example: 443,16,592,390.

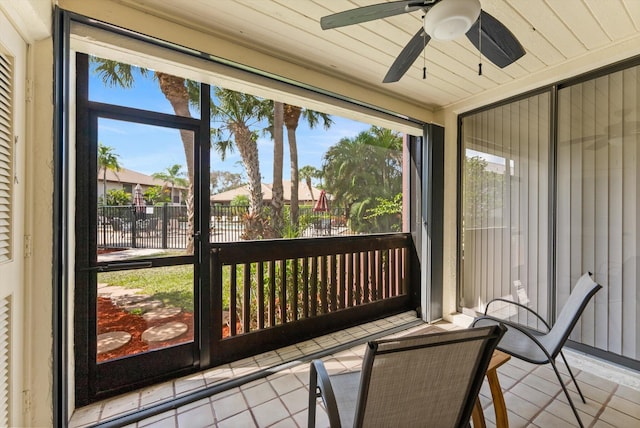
156,72,196,253
231,124,263,215
284,104,302,227
271,102,284,236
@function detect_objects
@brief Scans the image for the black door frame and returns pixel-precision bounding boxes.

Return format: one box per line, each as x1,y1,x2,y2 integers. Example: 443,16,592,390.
74,52,212,404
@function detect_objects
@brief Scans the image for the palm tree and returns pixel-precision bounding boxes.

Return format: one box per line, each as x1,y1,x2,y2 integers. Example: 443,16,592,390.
92,57,197,252
283,104,333,227
210,88,272,238
152,164,189,204
271,101,285,236
322,127,402,232
97,143,121,205
299,165,321,203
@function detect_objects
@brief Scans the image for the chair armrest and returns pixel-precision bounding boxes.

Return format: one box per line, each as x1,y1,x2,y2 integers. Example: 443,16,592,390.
472,316,554,362
309,359,342,428
484,298,552,332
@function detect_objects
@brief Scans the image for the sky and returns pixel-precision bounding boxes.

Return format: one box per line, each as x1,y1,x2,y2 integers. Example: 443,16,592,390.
90,64,371,185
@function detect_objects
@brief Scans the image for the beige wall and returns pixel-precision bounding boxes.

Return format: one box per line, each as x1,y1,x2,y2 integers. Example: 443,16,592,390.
26,37,55,427
0,0,54,426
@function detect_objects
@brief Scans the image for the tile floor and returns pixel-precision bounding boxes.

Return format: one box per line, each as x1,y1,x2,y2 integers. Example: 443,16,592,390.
69,312,640,427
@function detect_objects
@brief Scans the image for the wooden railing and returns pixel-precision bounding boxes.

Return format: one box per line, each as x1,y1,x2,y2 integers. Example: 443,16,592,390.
210,233,414,362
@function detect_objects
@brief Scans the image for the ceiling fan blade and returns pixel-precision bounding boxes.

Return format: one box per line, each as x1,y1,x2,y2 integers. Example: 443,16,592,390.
466,10,525,68
383,27,431,83
321,1,426,30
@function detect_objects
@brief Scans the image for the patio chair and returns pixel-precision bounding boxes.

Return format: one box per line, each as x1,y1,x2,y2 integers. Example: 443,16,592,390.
110,217,130,236
471,272,602,428
308,324,506,428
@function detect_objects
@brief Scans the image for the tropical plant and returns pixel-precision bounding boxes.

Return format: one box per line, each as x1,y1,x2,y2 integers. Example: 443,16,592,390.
143,185,170,205
299,165,321,203
283,104,333,228
364,193,403,232
231,194,250,207
97,143,121,205
322,126,402,233
101,188,132,206
152,164,189,204
92,56,197,252
210,88,272,238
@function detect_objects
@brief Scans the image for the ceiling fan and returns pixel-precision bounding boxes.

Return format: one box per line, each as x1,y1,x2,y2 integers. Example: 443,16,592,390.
320,0,525,83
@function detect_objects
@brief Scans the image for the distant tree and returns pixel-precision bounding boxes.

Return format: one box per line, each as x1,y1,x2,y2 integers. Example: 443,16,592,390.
97,143,121,204
231,194,250,207
210,88,272,238
210,170,244,194
283,104,333,227
323,126,402,233
152,164,188,203
299,165,321,203
102,188,132,206
143,185,170,205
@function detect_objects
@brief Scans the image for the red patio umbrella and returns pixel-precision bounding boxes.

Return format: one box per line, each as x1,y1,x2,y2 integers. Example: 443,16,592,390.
313,189,329,212
133,183,146,215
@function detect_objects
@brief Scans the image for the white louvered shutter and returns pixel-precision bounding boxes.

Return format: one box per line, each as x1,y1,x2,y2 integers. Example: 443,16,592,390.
0,51,12,264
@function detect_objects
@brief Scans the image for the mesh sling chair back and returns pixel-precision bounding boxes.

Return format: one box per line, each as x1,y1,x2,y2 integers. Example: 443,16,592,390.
471,272,602,428
308,325,506,428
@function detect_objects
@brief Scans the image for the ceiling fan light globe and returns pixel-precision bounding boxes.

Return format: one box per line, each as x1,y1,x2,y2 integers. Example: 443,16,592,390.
423,0,481,41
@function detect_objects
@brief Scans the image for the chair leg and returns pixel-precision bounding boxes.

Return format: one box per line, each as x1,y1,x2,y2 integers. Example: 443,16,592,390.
308,364,318,428
549,358,584,428
560,351,586,404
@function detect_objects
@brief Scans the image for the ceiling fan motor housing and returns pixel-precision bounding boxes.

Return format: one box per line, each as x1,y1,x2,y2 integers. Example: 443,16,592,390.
424,0,481,41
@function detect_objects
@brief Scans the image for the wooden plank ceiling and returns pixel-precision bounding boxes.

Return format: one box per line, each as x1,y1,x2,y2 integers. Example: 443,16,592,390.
116,0,640,111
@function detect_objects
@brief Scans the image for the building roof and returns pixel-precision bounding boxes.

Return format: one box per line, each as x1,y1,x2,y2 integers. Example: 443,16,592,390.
99,167,187,189
211,180,322,203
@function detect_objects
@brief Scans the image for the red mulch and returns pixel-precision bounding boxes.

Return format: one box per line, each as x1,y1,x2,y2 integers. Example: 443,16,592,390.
97,297,233,362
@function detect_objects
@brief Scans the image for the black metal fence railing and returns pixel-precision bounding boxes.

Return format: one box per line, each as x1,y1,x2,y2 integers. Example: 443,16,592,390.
98,204,354,250
98,204,189,250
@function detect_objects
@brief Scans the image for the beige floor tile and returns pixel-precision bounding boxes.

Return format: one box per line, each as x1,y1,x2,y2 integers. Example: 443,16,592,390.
607,394,640,419
242,381,277,407
280,387,309,415
68,404,102,427
138,410,177,428
175,373,206,396
509,382,554,407
139,382,175,407
100,393,140,420
212,391,248,421
269,416,298,428
544,398,592,426
599,406,640,427
533,410,580,427
268,372,304,396
502,391,544,421
250,398,290,427
176,400,214,428
216,409,256,428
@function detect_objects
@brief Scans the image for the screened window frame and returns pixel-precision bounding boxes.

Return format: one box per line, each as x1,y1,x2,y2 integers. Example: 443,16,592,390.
457,54,640,370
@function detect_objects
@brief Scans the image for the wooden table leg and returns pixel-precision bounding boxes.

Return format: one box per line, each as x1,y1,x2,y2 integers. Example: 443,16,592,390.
486,370,509,428
472,398,487,428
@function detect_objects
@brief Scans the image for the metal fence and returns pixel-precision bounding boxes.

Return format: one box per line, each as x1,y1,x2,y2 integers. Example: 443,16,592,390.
98,204,353,250
98,204,189,250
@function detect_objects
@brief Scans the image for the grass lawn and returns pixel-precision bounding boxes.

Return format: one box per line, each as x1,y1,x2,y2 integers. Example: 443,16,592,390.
99,265,194,311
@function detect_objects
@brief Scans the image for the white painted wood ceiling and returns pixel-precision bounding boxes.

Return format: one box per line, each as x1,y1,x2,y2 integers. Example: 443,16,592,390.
116,0,640,111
